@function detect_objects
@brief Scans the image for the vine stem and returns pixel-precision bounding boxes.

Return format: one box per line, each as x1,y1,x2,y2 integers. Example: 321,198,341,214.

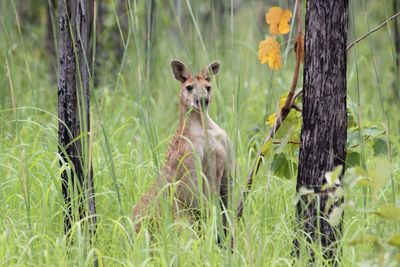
347,10,400,51
236,0,303,221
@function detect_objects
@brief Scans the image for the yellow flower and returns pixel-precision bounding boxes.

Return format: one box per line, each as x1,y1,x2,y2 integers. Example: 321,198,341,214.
279,95,287,109
258,37,282,70
266,113,277,126
265,7,292,35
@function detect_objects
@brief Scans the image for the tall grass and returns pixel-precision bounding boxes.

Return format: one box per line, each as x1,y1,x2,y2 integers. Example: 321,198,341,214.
0,0,399,265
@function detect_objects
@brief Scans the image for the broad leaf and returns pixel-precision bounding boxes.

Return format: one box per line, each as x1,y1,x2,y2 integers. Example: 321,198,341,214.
362,127,384,137
346,151,361,168
328,205,344,227
372,138,388,156
368,157,392,202
343,167,370,188
324,165,343,189
373,204,400,221
388,234,400,247
349,234,380,246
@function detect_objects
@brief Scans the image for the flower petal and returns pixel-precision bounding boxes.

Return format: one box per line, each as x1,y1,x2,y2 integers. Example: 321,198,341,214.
266,113,277,126
265,7,292,35
258,37,282,70
278,10,292,35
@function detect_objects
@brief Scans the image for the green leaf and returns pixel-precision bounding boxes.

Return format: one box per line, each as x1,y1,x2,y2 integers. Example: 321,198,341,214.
388,234,400,247
293,186,315,205
334,187,345,199
324,165,343,188
298,186,314,195
356,177,371,186
328,205,344,227
346,151,361,167
271,153,296,179
261,138,273,155
349,234,380,246
368,157,392,202
274,111,299,141
374,204,400,221
343,167,370,188
362,127,384,137
347,126,385,149
271,153,288,177
372,138,388,156
347,106,357,128
347,131,361,148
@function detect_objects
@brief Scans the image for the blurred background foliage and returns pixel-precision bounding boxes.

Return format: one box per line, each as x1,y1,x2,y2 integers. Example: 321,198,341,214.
0,0,400,265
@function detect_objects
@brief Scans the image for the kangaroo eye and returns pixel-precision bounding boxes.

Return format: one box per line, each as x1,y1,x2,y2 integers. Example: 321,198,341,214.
206,86,211,92
186,85,193,92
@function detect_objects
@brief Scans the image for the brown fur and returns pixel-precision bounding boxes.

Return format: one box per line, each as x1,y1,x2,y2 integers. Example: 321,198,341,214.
132,60,230,234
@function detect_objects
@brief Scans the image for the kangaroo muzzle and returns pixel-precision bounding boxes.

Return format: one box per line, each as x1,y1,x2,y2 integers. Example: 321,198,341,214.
195,97,209,109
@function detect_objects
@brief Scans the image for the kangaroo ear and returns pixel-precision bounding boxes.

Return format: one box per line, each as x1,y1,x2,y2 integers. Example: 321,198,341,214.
201,61,221,82
171,60,191,83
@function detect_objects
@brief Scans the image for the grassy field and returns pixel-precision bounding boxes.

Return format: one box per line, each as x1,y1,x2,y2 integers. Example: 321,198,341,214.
1,0,399,266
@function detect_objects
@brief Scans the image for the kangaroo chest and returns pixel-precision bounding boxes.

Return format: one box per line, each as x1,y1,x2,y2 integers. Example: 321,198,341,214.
190,122,228,194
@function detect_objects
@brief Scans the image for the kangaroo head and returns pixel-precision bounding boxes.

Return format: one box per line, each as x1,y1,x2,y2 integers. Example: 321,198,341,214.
171,60,220,113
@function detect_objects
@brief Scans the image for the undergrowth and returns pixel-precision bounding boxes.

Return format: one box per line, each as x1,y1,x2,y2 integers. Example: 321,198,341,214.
0,0,399,266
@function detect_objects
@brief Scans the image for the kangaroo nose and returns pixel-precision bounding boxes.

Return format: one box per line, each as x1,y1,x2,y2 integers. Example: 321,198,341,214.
195,97,209,109
199,97,209,107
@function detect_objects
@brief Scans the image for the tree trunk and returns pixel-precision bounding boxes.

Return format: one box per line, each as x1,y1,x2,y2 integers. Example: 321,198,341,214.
58,0,96,236
295,0,348,264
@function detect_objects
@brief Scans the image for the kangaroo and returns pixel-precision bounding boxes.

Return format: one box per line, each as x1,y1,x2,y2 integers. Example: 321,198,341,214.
132,60,231,236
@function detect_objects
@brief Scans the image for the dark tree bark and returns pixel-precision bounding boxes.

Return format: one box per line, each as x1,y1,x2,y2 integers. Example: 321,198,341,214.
295,0,348,264
58,0,96,236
